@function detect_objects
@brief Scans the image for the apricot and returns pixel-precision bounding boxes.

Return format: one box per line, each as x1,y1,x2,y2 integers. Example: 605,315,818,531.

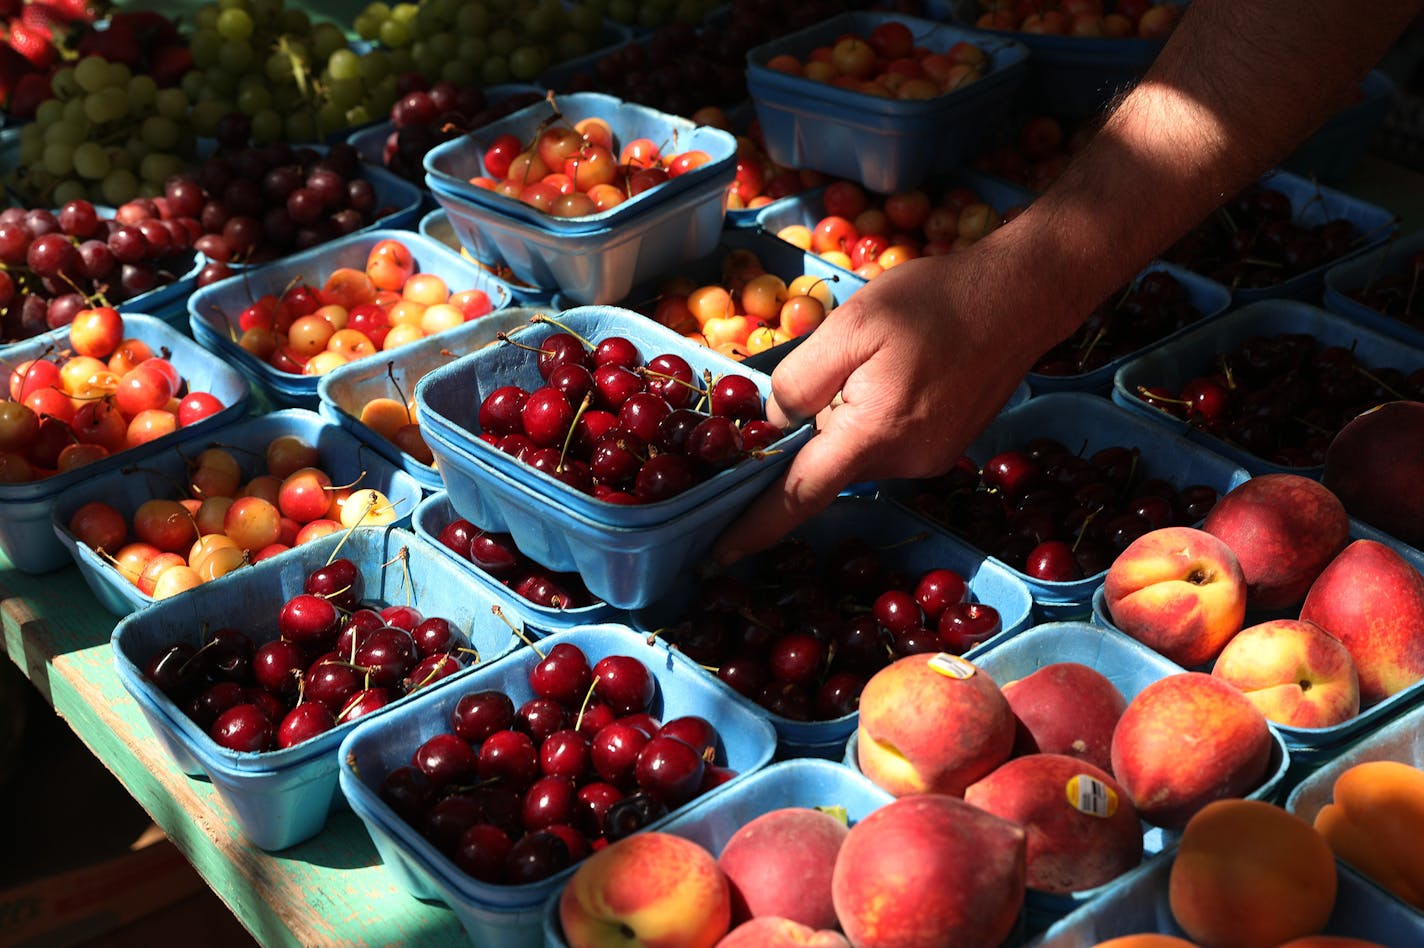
1170,799,1336,948
1315,760,1424,909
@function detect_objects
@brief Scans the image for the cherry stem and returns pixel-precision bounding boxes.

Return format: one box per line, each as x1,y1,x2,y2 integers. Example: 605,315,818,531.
530,312,594,351
495,330,554,358
1135,386,1192,408
637,365,705,395
490,604,544,658
456,646,481,663
1072,506,1105,554
412,655,456,690
573,673,601,732
385,362,414,425
1352,363,1409,401
877,532,929,552
558,392,593,472
327,469,369,492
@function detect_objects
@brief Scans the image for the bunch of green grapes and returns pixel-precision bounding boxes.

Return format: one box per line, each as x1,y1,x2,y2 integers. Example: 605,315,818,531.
351,0,608,88
183,0,401,143
10,56,198,207
600,0,722,29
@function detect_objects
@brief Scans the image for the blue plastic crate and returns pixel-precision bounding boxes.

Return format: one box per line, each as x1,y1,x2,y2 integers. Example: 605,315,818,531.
1111,300,1424,478
0,313,251,574
411,491,630,633
418,207,557,306
1026,262,1232,397
1031,848,1424,947
336,624,777,947
1285,70,1396,184
1286,698,1424,825
745,12,1029,194
110,526,526,850
316,308,541,491
631,494,1035,758
1092,520,1424,770
414,305,812,529
540,757,894,948
428,165,732,305
51,408,426,618
930,0,1182,118
881,392,1254,621
423,92,737,233
1324,227,1424,351
187,229,516,410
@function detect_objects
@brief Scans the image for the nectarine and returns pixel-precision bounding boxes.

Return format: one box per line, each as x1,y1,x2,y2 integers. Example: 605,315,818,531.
1210,619,1360,728
1001,661,1126,774
718,806,847,930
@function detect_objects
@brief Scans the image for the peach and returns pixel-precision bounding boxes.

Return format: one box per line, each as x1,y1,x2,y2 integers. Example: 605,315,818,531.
1201,474,1349,610
1210,619,1359,728
1104,526,1248,667
716,918,850,947
717,807,847,930
1092,938,1198,948
856,653,1015,797
1322,400,1424,548
1001,661,1126,774
1110,672,1273,830
1170,799,1336,948
559,832,730,948
1298,539,1424,706
831,795,1025,948
965,753,1142,893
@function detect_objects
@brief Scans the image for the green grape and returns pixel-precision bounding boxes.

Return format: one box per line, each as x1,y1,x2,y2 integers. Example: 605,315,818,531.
369,74,398,112
42,142,75,177
105,61,132,88
141,115,181,151
486,0,515,14
426,0,460,23
353,12,383,40
250,108,283,144
327,48,361,81
73,56,112,94
487,26,518,55
387,47,416,74
250,0,282,26
140,153,184,186
311,22,346,62
17,126,43,163
155,88,190,121
180,69,205,102
124,136,149,163
316,100,346,137
358,49,392,82
326,77,363,111
193,4,221,31
455,2,491,35
127,74,158,112
219,39,257,74
378,18,411,47
34,99,64,126
72,142,110,180
279,8,310,33
191,100,230,136
390,2,420,22
424,32,458,65
265,50,297,84
508,45,547,80
84,88,129,125
52,180,88,206
457,35,488,64
50,66,79,99
101,169,140,206
606,0,635,23
412,5,444,38
44,118,85,145
59,97,86,127
362,1,392,18
480,55,511,85
217,0,252,12
206,69,239,96
564,3,602,34
285,111,317,142
190,29,224,70
439,59,477,88
523,0,561,39
554,31,591,61
137,181,162,200
344,104,372,127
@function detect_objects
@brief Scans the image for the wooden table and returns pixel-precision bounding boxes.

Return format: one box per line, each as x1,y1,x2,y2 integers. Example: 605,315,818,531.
0,555,469,947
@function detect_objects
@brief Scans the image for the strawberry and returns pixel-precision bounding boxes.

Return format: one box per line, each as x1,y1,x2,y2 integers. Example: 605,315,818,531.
53,0,96,22
8,22,56,70
106,10,180,48
75,20,140,67
148,43,192,88
0,42,33,106
20,3,74,41
8,69,53,119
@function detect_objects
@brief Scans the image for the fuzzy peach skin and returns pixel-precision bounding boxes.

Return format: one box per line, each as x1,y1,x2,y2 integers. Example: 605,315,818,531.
1001,661,1127,775
1202,473,1349,611
559,832,730,948
1104,527,1248,668
856,653,1015,797
717,807,847,930
1299,538,1424,706
1210,619,1360,728
1110,672,1273,830
716,918,850,948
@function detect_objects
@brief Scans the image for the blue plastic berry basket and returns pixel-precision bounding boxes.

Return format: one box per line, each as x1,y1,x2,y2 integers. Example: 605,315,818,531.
418,206,557,306
1111,300,1424,478
745,12,1029,194
337,624,777,947
540,757,895,948
631,494,1036,759
1323,227,1424,352
110,525,526,850
187,229,516,410
51,408,425,618
880,391,1254,621
316,307,541,491
411,491,629,633
0,313,251,574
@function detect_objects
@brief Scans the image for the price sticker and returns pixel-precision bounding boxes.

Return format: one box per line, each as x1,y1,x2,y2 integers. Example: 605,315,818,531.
1065,774,1118,818
927,652,976,680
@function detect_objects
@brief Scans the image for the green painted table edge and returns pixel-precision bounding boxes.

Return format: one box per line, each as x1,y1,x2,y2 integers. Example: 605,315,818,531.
0,556,469,947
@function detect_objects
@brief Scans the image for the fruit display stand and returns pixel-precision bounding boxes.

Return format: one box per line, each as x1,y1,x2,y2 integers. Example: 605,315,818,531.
0,554,468,946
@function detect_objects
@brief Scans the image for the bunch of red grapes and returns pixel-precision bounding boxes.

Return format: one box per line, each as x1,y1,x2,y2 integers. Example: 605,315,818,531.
477,323,779,504
379,79,545,184
658,535,1001,723
907,442,1220,580
0,200,200,342
436,515,599,610
376,643,735,885
142,554,481,754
